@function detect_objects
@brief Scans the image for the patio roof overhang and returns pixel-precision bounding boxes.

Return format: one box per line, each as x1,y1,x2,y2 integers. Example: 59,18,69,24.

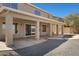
0,6,65,25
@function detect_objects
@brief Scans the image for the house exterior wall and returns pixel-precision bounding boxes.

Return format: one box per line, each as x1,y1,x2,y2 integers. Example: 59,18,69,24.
13,19,36,38
0,3,64,46
58,25,62,34
18,4,34,14
0,3,53,19
64,27,71,34
13,20,52,38
0,17,51,40
20,4,54,19
17,4,50,18
0,18,5,40
0,3,64,43
40,22,50,36
52,24,57,34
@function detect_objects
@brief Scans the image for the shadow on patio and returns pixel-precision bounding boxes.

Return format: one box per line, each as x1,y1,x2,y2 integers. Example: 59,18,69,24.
14,39,67,56
0,34,76,56
0,39,68,56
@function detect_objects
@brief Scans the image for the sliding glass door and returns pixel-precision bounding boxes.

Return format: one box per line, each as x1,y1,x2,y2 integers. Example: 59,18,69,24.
26,24,36,36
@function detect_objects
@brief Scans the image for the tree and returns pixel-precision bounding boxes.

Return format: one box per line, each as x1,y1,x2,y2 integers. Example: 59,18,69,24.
64,14,79,34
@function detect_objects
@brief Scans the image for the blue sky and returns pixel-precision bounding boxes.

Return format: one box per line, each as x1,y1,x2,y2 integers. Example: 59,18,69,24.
32,3,79,18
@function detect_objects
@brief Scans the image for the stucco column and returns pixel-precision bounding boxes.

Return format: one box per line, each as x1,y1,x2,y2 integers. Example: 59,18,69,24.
56,24,58,35
36,21,40,40
50,23,53,37
61,25,64,35
0,22,2,40
5,14,13,47
0,22,2,35
18,23,25,37
21,23,26,37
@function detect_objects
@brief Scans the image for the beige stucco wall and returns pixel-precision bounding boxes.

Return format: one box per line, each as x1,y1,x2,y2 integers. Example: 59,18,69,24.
0,3,53,19
0,3,64,41
64,27,70,34
48,14,53,19
0,17,51,40
40,22,50,36
14,19,51,38
0,17,5,40
52,24,57,34
13,18,36,38
18,4,34,14
58,25,62,34
18,4,49,18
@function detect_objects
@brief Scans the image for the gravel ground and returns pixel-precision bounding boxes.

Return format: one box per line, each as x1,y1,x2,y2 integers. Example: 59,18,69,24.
0,35,79,56
45,39,79,56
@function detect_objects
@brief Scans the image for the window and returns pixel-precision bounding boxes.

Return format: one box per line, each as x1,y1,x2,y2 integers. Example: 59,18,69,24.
34,10,41,16
31,25,35,32
3,3,17,9
31,25,36,35
42,25,46,32
26,24,36,35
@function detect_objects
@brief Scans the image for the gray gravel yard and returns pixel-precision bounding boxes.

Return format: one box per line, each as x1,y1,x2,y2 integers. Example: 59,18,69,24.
45,39,79,56
0,35,79,56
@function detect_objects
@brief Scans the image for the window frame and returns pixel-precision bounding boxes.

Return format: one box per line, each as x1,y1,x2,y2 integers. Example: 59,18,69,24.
42,25,47,32
13,23,18,34
34,10,41,16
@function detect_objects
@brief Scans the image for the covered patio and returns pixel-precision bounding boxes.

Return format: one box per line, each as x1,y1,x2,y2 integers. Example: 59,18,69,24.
0,6,64,47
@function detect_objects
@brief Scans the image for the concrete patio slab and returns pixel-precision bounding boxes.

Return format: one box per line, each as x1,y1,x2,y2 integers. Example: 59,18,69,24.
0,39,67,56
0,39,47,51
14,39,47,49
0,35,79,56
